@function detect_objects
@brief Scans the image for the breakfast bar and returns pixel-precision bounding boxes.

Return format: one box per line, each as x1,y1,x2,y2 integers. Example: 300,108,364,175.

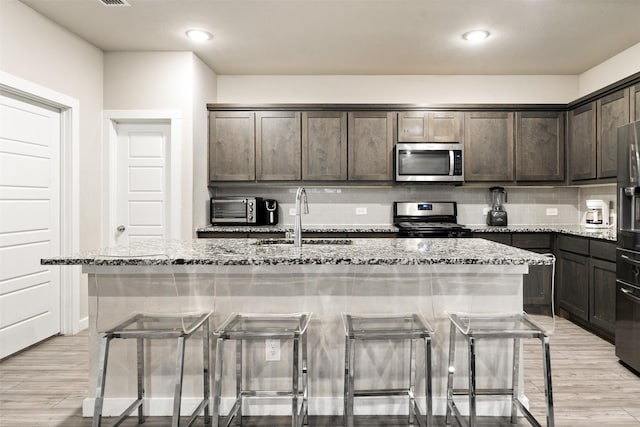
42,237,554,419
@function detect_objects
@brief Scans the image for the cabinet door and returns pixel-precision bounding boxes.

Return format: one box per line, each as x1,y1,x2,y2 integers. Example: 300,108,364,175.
256,111,301,180
631,84,640,122
398,111,462,142
301,112,347,180
524,262,553,308
515,111,564,182
597,88,630,179
589,258,617,335
209,111,255,181
464,112,514,182
348,112,395,181
557,250,590,322
569,102,597,181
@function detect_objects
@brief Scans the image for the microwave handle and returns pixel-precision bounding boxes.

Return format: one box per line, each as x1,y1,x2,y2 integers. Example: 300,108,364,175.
449,150,455,176
212,199,247,204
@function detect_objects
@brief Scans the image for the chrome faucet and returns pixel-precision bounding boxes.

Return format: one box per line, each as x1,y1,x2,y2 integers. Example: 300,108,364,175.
294,187,309,247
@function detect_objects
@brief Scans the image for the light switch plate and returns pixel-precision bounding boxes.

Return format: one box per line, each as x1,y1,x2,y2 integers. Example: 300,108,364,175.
289,208,296,216
546,208,558,216
355,207,367,215
482,207,490,215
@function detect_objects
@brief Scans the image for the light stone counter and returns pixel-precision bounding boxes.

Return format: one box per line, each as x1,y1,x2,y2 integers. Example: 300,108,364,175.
42,238,553,419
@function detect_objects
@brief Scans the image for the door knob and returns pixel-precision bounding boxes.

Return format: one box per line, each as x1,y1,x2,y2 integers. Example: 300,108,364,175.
117,225,126,232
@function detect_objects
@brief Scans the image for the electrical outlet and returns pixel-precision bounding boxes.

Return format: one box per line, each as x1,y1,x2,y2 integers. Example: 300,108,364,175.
355,207,367,215
289,208,296,216
546,208,558,216
482,207,490,215
265,339,280,361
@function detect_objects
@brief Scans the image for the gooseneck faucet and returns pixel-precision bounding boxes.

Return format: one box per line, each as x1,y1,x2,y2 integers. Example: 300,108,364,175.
294,187,309,247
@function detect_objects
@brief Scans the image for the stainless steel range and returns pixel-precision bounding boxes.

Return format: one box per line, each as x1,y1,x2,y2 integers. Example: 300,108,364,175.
394,201,471,238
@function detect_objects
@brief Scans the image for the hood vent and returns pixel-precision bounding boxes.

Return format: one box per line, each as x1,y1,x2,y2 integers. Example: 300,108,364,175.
98,0,131,6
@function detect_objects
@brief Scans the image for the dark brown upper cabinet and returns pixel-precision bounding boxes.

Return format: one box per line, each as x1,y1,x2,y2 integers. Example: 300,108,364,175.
569,102,597,182
597,88,630,179
397,111,463,143
464,112,514,182
347,112,395,181
301,112,347,180
255,111,301,181
208,111,256,182
515,111,565,182
632,84,640,122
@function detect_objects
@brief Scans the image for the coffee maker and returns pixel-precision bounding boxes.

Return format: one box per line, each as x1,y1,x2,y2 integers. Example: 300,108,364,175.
584,199,609,229
487,186,508,226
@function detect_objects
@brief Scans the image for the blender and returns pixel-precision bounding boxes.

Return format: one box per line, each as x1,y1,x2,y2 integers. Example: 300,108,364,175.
487,186,508,226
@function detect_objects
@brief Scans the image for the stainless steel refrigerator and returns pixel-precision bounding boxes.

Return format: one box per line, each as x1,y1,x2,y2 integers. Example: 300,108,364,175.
616,120,640,374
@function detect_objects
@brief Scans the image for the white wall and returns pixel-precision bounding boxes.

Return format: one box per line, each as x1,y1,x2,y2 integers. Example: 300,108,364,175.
579,42,640,97
217,75,579,104
0,0,104,323
192,55,218,235
104,51,217,238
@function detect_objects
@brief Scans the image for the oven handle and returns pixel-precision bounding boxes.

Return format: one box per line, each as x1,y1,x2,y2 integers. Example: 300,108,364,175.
620,254,640,266
621,287,640,303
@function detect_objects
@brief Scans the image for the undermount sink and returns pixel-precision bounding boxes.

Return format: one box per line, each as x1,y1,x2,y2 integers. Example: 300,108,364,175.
253,239,353,246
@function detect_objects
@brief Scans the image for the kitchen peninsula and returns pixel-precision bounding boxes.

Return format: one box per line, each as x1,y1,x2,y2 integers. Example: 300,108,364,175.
42,238,554,418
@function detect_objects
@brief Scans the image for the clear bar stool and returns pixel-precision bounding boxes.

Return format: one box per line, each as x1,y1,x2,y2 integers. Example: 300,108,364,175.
91,254,213,427
445,254,556,427
212,312,312,427
342,312,434,427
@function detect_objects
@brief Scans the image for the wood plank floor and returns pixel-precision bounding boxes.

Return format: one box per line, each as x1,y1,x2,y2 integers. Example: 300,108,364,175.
1,318,639,426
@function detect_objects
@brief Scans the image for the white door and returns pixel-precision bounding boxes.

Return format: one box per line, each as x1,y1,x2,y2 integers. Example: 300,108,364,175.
114,122,171,245
0,92,61,359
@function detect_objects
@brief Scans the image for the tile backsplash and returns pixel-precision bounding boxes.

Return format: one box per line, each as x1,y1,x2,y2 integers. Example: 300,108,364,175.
211,184,617,227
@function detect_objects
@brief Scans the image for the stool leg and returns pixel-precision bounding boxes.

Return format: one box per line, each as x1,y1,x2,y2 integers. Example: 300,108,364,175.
292,335,300,427
409,338,416,425
137,337,145,425
172,336,187,427
347,337,355,427
302,330,309,426
425,336,433,427
343,337,349,427
468,336,477,427
212,337,224,427
542,336,555,427
236,339,243,427
93,335,111,427
204,320,211,425
445,322,456,426
511,338,521,424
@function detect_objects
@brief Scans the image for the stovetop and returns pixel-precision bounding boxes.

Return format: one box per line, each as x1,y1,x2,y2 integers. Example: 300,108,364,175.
393,201,470,237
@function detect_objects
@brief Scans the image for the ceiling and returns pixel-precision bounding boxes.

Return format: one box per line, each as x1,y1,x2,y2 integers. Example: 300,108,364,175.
17,0,640,75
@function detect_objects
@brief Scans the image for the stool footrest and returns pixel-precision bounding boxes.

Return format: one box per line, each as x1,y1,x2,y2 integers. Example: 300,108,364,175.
354,388,414,397
452,387,514,396
238,390,306,398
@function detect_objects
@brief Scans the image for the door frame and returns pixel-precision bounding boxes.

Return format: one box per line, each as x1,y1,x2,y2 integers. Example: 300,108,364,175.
102,110,182,246
0,71,81,335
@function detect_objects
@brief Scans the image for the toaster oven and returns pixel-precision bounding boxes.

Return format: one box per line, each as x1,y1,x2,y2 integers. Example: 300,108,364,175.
210,197,264,225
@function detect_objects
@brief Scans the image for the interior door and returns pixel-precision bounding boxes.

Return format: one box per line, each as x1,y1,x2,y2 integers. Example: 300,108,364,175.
114,122,171,245
0,92,61,359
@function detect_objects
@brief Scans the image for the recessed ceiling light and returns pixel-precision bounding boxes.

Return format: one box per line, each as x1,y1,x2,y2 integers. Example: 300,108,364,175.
186,29,213,42
462,30,490,42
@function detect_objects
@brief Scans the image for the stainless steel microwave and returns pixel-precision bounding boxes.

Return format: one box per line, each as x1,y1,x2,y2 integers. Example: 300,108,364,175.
395,143,464,183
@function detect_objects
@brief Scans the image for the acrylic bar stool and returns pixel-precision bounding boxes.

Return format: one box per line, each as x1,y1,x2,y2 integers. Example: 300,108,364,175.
92,255,212,427
445,254,556,427
342,313,433,427
212,312,312,427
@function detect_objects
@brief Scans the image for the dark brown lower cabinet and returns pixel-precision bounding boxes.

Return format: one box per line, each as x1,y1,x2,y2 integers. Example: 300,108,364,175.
556,235,616,341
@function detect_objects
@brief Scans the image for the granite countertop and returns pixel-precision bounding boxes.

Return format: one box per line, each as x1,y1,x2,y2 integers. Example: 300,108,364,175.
197,224,617,242
41,238,554,266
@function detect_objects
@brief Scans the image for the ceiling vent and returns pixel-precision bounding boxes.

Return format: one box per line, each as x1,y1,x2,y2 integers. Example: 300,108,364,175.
98,0,131,6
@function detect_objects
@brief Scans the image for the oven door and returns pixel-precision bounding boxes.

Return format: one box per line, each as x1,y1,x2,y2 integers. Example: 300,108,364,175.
395,143,463,182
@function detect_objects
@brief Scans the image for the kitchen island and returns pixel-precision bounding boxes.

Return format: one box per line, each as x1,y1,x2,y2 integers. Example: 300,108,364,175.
42,238,554,419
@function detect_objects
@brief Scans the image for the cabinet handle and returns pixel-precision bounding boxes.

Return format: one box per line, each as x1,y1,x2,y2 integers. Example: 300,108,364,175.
621,287,640,303
620,254,640,266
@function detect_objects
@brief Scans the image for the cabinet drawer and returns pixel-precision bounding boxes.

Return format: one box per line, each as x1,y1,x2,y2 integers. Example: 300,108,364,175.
512,233,551,249
590,240,616,262
248,232,286,239
557,235,589,255
348,232,398,238
197,232,248,238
